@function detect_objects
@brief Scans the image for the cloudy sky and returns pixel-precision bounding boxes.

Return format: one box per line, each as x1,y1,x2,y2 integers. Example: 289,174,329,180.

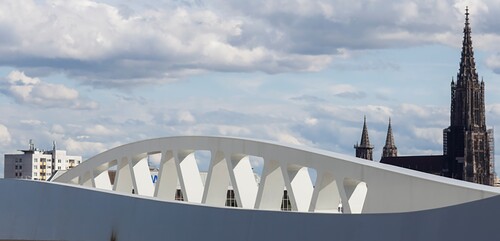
2,0,500,177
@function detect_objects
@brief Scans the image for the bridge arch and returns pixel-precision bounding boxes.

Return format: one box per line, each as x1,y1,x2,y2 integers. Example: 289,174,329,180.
54,136,500,214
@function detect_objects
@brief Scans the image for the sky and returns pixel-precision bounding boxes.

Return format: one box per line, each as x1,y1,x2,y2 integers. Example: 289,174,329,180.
2,0,500,177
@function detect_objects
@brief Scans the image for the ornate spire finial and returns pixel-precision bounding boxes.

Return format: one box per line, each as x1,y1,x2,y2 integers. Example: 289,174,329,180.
465,6,470,25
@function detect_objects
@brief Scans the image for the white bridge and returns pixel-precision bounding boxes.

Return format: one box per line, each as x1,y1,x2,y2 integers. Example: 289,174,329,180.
1,136,499,241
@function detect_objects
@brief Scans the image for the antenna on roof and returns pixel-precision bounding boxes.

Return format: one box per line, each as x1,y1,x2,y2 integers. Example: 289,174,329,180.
29,139,34,151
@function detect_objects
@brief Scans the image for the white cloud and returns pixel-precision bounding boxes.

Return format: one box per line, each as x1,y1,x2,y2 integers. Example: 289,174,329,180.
0,124,11,144
63,138,109,158
51,124,65,134
84,124,121,136
394,2,419,24
1,70,97,109
305,117,318,126
177,111,196,124
411,126,443,145
162,110,197,126
0,0,337,88
274,131,303,146
330,84,366,99
20,119,43,126
400,103,431,118
6,0,499,88
31,82,78,101
7,70,40,85
486,54,500,73
217,125,251,136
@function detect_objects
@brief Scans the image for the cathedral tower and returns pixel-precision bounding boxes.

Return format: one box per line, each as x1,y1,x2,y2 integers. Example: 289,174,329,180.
382,118,398,158
355,116,374,160
443,7,493,185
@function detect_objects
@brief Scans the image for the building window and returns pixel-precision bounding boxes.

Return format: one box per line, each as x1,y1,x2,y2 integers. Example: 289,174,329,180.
34,165,37,169
34,173,37,176
175,189,184,201
34,158,38,162
58,159,61,163
19,165,22,170
225,190,238,207
15,165,17,170
58,166,61,170
281,190,292,211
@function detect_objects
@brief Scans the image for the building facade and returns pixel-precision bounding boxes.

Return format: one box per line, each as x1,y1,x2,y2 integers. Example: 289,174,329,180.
377,8,495,185
4,140,82,181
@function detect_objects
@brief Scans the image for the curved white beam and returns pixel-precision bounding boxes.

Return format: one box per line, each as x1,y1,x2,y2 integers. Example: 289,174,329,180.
53,136,500,214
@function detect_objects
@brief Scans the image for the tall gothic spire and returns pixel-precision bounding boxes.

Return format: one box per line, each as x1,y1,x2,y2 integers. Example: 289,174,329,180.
457,6,478,85
450,7,486,129
354,116,374,160
360,116,371,147
382,118,398,158
444,7,492,185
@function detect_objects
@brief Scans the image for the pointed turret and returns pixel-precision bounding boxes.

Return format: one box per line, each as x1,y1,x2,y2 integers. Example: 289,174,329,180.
354,116,374,160
360,116,371,146
382,118,398,158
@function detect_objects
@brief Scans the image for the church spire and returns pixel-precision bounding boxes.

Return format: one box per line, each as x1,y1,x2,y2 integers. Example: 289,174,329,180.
382,118,398,158
354,116,374,160
450,7,485,129
360,116,371,147
457,6,478,86
444,7,492,185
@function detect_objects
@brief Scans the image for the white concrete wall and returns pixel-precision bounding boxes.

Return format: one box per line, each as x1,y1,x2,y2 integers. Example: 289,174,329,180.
1,178,500,241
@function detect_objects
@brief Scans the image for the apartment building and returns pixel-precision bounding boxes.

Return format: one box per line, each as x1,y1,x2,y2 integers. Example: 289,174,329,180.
4,140,82,181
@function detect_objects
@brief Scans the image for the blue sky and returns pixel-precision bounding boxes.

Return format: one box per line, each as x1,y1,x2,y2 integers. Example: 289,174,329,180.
2,0,500,177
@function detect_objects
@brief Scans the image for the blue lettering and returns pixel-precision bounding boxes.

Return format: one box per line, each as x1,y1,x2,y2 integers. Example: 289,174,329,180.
151,175,158,183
